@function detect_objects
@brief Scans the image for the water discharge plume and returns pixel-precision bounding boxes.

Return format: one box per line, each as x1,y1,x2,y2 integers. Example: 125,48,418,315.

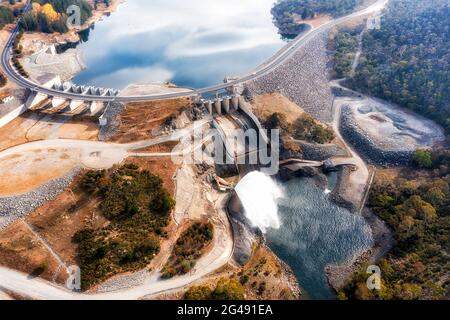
234,171,283,233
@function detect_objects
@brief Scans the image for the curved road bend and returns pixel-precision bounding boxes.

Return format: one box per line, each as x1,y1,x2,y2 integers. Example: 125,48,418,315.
0,1,388,299
0,120,233,300
0,194,233,300
1,0,388,102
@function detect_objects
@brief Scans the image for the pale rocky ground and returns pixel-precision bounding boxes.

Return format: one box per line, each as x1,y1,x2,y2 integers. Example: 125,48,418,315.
335,90,445,165
21,45,85,83
342,97,444,151
0,112,99,152
119,82,192,97
0,148,80,196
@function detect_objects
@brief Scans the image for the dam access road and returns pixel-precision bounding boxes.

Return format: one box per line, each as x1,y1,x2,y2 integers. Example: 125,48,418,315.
1,0,388,102
0,0,389,299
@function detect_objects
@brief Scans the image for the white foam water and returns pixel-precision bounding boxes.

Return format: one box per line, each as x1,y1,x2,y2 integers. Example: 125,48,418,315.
234,171,283,233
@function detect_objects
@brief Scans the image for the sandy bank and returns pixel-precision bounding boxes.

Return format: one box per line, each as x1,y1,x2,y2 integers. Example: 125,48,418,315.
119,82,192,97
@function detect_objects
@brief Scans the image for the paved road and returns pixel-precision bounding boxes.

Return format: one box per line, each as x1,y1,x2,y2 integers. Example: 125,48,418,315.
0,120,234,300
0,193,233,300
0,0,388,300
1,0,388,103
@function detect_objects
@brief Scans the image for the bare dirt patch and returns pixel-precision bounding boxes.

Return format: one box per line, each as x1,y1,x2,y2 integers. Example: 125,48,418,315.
0,221,64,283
374,168,401,183
306,15,332,28
25,176,107,265
111,98,192,143
0,112,99,152
0,148,80,196
251,93,304,124
134,141,180,154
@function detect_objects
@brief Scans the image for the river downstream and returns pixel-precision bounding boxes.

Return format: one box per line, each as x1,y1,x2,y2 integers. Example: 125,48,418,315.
73,0,285,89
265,174,373,299
235,171,374,299
75,0,375,300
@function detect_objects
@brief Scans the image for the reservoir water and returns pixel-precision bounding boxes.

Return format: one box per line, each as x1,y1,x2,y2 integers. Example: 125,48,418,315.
235,171,373,300
73,0,285,89
265,175,373,299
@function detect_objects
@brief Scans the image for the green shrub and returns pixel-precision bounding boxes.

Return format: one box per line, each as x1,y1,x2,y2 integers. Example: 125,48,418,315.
161,222,214,278
73,165,175,290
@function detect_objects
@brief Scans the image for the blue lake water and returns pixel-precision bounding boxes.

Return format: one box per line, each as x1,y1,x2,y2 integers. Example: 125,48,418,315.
266,175,374,299
73,0,285,89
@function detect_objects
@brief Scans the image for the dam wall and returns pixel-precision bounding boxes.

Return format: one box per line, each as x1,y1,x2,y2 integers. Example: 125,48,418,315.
244,33,334,123
0,103,27,129
200,95,269,146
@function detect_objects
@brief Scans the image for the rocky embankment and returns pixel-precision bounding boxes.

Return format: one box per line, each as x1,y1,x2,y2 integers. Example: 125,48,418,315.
340,106,413,166
245,33,334,123
227,193,258,265
295,140,347,161
0,168,81,230
98,102,124,141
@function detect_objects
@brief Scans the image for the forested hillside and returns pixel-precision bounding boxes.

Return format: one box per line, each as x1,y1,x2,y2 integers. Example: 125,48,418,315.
336,0,450,300
0,5,15,29
20,0,110,33
271,0,362,38
347,0,450,133
331,27,363,78
339,149,450,300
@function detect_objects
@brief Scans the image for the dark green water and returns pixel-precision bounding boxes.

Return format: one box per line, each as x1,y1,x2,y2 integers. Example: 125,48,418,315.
265,175,373,299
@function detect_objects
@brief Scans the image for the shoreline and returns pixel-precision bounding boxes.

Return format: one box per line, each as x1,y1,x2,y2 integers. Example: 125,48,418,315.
72,0,124,44
276,163,392,296
261,242,304,299
325,162,393,293
19,0,123,84
325,205,393,292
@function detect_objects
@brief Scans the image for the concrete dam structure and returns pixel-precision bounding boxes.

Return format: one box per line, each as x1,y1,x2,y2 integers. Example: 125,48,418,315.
23,77,118,119
52,82,119,98
199,95,240,116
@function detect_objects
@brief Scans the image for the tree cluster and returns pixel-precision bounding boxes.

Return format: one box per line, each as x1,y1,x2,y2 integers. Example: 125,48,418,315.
331,27,363,78
184,278,245,300
73,164,175,290
264,112,335,144
161,222,214,279
339,148,450,300
271,0,361,39
19,0,112,33
0,5,15,29
347,0,450,133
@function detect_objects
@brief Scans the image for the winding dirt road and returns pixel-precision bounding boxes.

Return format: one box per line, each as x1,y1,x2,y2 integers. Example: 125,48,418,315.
0,1,389,300
0,119,234,300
